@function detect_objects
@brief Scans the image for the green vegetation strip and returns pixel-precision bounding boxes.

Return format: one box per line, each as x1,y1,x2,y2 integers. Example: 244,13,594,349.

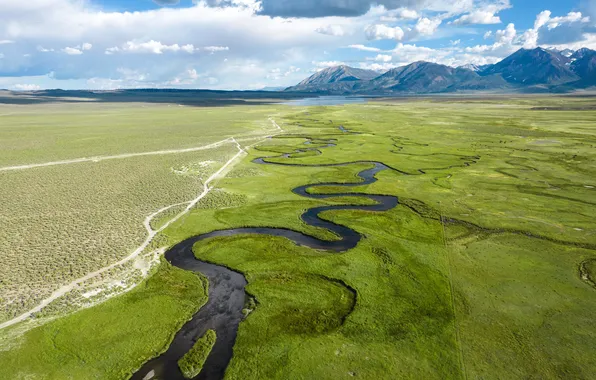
0,262,208,380
178,329,217,379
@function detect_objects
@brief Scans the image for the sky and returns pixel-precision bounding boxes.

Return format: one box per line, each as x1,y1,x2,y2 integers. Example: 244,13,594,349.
0,0,595,90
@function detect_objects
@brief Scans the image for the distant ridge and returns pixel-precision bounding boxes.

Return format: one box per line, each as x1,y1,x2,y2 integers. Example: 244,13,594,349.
286,65,379,93
358,61,507,93
570,49,596,80
286,47,596,94
457,63,491,72
481,47,578,85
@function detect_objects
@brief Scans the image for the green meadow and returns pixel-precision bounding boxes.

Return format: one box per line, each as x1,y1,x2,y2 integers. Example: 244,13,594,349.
0,263,208,379
178,329,217,379
1,95,596,379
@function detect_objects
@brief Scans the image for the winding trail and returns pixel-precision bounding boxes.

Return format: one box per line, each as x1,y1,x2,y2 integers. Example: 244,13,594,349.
0,139,248,331
0,118,283,331
0,138,236,172
132,136,400,380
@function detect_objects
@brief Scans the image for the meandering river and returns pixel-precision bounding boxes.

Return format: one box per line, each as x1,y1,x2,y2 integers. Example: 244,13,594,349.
132,136,399,380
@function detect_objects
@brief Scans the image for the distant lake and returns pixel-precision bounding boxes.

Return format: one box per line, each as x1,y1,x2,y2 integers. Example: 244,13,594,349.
281,96,369,106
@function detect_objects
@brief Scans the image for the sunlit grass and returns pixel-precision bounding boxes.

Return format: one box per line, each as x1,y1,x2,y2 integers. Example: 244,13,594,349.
2,96,596,379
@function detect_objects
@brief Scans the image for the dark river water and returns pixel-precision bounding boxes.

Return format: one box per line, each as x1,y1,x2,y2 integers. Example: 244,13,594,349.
131,137,399,380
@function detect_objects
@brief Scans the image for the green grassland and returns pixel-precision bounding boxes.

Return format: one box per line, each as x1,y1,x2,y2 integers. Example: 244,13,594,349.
0,262,208,380
0,144,238,322
0,102,281,323
1,95,596,379
161,160,379,245
0,102,280,166
178,329,217,379
176,96,596,379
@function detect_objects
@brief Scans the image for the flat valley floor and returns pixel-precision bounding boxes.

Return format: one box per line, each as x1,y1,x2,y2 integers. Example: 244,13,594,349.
1,95,595,379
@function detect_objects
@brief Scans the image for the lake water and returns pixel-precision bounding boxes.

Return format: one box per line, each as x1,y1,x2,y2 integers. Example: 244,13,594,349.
281,96,369,106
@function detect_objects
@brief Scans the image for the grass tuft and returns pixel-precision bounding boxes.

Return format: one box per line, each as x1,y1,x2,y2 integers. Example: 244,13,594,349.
178,329,217,379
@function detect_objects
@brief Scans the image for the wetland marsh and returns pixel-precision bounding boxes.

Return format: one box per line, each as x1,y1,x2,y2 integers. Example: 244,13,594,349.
1,95,595,379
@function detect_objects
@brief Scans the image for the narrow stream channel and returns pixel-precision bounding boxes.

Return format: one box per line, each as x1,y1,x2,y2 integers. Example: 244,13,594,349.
131,136,399,380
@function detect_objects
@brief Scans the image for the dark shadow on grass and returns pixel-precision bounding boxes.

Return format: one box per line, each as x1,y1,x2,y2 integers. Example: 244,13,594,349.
0,89,310,107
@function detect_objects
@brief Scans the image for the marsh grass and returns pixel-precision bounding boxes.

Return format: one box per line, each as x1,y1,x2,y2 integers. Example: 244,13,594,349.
2,96,596,379
178,329,217,379
0,261,208,380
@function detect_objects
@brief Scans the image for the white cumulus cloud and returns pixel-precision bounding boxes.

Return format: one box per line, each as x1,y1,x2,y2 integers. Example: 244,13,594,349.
0,0,592,90
347,44,382,52
106,40,196,54
453,10,501,25
365,24,404,41
380,8,419,22
534,10,552,30
374,54,392,62
464,23,517,54
315,25,346,36
496,23,516,45
37,46,54,52
202,46,230,53
62,47,83,55
547,12,590,30
451,2,511,25
522,10,591,48
413,17,442,37
312,60,346,71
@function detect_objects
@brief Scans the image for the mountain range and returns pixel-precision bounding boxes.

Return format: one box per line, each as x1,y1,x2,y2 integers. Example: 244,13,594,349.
285,47,596,94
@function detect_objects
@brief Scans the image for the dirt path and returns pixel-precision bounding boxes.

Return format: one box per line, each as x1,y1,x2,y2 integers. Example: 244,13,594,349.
0,140,247,331
0,118,283,331
269,117,283,132
0,138,235,172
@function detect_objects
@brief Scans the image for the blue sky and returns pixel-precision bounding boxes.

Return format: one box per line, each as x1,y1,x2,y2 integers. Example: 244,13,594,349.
0,0,594,90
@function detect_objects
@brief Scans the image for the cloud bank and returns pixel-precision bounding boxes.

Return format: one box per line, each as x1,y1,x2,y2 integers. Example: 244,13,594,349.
0,0,594,90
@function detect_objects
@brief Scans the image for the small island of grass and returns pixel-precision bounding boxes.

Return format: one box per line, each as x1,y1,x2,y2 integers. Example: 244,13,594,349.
178,329,217,379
